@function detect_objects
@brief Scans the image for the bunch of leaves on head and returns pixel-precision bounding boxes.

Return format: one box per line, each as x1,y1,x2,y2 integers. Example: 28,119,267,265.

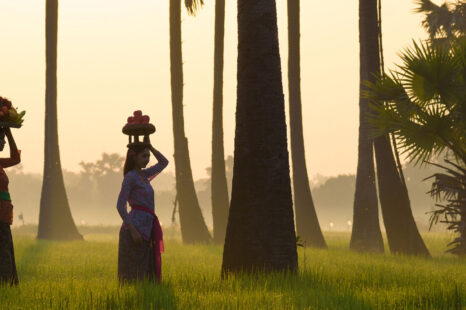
364,36,466,255
416,0,466,46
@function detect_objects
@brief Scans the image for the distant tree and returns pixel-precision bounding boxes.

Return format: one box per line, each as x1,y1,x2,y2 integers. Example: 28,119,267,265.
415,0,466,45
79,153,124,206
211,0,229,244
287,0,326,248
169,0,211,243
222,0,298,275
38,0,82,240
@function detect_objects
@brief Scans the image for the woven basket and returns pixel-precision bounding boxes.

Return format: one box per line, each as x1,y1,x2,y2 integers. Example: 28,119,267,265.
122,123,155,147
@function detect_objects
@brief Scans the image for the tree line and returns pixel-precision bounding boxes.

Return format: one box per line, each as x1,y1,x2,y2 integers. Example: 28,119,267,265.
10,153,443,231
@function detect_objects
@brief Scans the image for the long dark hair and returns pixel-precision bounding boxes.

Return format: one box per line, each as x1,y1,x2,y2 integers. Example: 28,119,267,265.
123,144,148,176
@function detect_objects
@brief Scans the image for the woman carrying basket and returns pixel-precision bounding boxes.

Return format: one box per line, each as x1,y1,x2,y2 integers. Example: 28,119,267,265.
0,97,23,286
117,111,168,283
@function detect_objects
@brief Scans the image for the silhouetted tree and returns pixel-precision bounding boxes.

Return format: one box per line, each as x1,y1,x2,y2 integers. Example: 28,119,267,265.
372,0,430,256
79,153,124,206
211,0,229,245
367,27,465,255
416,0,466,45
170,0,211,243
37,0,82,240
222,0,298,275
287,0,326,249
350,0,384,253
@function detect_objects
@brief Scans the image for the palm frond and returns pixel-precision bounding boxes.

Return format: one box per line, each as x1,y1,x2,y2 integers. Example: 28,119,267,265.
399,41,461,105
185,0,204,16
425,159,466,255
415,0,440,14
415,0,459,40
452,2,466,35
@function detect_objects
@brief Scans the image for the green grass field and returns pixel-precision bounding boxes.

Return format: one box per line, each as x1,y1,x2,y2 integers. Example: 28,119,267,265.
1,230,465,309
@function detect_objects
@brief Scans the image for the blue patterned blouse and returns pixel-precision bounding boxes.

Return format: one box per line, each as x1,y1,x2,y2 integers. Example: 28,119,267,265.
116,150,169,240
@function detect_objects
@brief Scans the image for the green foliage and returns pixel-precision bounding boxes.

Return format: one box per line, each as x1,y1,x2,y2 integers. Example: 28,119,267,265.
296,235,305,248
427,160,466,255
2,233,465,309
365,39,466,165
365,28,466,255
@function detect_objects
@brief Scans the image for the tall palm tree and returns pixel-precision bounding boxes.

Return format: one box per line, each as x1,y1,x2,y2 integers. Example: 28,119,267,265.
372,0,430,256
350,0,384,253
367,2,465,256
38,0,82,240
211,0,229,245
222,0,298,274
351,0,430,256
287,0,326,249
169,0,211,243
366,39,466,255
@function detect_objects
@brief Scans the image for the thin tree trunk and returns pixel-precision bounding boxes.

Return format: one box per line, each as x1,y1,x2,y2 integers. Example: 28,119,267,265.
350,0,384,253
211,0,229,245
222,0,298,274
170,0,211,244
38,0,82,240
287,0,326,249
374,135,430,255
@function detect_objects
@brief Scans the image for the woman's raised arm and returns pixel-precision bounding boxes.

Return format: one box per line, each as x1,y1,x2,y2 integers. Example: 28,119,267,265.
0,127,20,168
143,147,169,181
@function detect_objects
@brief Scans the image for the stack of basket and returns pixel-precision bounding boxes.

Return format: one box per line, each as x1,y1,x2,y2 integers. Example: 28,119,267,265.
122,110,155,147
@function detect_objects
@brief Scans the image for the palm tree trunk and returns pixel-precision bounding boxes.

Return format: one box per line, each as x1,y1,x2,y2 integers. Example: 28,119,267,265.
38,0,82,240
222,0,298,274
350,0,384,253
373,0,430,256
211,0,230,245
170,0,211,244
374,135,430,255
287,0,326,249
460,195,466,255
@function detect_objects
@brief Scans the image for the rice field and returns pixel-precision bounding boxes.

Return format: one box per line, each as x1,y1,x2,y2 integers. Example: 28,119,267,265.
1,230,465,309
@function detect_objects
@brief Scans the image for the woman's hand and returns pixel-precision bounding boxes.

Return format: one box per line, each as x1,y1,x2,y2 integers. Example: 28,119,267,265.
144,135,158,153
128,224,143,245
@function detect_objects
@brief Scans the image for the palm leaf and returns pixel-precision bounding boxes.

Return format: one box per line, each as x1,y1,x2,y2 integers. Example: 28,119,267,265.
399,41,461,105
415,0,456,40
414,0,440,14
185,0,204,16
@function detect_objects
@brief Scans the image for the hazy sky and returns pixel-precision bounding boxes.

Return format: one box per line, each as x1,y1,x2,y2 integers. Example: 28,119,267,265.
0,0,430,180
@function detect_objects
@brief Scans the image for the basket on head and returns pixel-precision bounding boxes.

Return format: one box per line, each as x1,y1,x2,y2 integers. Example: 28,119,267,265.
122,110,156,147
0,96,25,128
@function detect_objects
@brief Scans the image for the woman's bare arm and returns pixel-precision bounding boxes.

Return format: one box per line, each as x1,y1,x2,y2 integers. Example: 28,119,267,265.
0,127,20,168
